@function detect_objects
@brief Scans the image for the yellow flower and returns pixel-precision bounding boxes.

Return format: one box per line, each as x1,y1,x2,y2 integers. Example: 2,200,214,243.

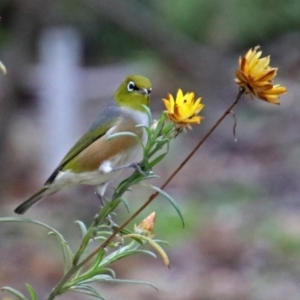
163,89,204,130
135,212,156,237
235,46,287,104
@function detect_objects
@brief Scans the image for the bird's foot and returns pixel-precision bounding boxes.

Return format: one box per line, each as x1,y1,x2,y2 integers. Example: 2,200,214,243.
106,215,119,230
94,191,119,229
113,162,148,176
95,191,107,206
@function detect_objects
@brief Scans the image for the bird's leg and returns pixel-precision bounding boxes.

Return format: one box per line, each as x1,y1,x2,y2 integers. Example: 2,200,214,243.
99,160,148,176
95,183,109,206
112,162,147,175
94,183,117,228
95,190,106,207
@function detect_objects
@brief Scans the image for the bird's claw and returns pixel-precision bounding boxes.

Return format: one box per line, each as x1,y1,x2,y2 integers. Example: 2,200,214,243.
130,162,148,176
111,162,150,175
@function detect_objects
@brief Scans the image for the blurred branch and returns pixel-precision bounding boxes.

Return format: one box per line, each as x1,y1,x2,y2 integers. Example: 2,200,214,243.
83,0,226,86
0,61,7,75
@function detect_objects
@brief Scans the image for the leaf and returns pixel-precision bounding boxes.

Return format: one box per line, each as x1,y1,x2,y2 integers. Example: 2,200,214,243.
98,268,116,278
119,197,130,213
141,104,153,125
142,184,185,228
97,278,158,291
148,152,168,168
69,285,106,300
147,139,169,158
74,220,87,238
95,198,121,222
84,267,115,279
68,268,117,287
80,274,113,283
1,287,28,300
145,239,170,267
142,126,153,139
0,217,73,271
91,249,106,270
161,123,175,136
152,113,166,140
107,249,156,262
121,234,170,267
25,284,37,300
106,131,145,152
48,231,73,273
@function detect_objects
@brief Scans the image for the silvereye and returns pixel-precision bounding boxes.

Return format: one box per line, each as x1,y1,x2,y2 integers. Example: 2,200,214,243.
15,75,152,214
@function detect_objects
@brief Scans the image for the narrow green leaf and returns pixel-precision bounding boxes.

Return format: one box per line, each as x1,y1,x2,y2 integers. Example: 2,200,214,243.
96,198,121,222
147,139,169,158
148,152,168,168
142,184,185,228
97,278,158,291
67,270,114,287
98,268,116,278
107,249,156,262
48,231,73,273
142,125,152,138
1,287,28,300
106,131,145,152
25,284,37,300
91,249,106,270
161,123,175,136
70,285,106,300
141,104,153,125
80,274,113,284
119,197,130,213
83,270,114,282
82,267,115,279
152,114,166,140
0,218,73,269
74,220,87,238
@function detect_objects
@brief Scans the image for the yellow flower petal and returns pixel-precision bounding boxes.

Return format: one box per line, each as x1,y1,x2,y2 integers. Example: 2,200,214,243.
163,89,204,130
235,46,287,104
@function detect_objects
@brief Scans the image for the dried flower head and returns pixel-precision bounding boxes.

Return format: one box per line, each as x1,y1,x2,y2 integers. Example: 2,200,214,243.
135,212,156,237
163,89,204,130
235,46,287,104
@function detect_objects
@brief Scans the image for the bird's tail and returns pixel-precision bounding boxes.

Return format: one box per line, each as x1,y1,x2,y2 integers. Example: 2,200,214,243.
14,187,50,214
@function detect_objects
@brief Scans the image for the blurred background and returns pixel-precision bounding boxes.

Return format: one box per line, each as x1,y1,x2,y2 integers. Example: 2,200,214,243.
1,0,300,299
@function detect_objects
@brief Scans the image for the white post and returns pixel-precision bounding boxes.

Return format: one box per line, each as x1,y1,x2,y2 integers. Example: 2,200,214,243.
38,28,82,175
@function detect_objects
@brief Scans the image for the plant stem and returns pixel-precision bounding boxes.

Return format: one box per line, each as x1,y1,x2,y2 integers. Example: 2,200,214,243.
46,89,245,300
47,265,78,300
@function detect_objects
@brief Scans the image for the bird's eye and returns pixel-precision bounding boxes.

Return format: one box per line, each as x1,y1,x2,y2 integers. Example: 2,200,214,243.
127,81,135,92
148,88,152,94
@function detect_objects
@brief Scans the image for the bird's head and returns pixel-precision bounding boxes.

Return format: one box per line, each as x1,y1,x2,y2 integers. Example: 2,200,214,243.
114,75,152,112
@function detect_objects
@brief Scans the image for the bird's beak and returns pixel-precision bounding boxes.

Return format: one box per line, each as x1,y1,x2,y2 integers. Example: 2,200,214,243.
138,88,151,95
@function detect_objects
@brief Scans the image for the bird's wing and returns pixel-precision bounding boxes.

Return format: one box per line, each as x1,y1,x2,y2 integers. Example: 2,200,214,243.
45,103,121,184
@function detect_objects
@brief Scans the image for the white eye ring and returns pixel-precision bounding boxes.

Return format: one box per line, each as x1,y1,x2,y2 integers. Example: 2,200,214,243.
127,81,135,92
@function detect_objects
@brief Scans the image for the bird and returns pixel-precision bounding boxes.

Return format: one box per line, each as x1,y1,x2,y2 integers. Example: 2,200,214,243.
14,74,152,214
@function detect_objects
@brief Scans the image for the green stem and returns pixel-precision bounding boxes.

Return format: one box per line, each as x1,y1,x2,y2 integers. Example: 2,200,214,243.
47,265,78,300
46,89,245,300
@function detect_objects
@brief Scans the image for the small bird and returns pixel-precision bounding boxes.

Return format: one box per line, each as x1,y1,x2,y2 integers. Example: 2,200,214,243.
15,75,152,214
